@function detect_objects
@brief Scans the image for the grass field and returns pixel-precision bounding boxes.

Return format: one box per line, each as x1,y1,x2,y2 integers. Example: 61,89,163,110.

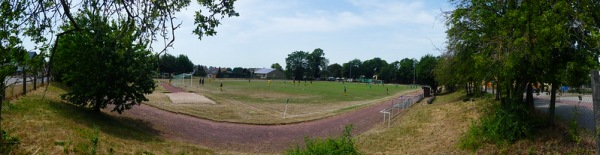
1,83,213,154
146,78,420,124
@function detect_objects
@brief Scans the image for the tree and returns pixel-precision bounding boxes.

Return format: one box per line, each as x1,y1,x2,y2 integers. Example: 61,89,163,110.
308,48,328,79
0,0,238,144
416,55,438,91
175,54,194,74
271,63,283,71
28,51,48,89
285,51,309,80
54,8,156,113
327,63,343,78
342,59,362,79
159,54,177,75
194,65,207,77
398,58,416,84
159,54,194,75
380,61,399,83
362,57,388,80
442,0,600,126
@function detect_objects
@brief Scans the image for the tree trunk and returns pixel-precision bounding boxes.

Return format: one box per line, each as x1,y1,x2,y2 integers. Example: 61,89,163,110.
94,104,101,113
22,72,26,96
0,80,4,144
465,83,469,96
33,75,37,90
526,82,534,111
496,82,500,100
549,82,558,125
485,81,488,93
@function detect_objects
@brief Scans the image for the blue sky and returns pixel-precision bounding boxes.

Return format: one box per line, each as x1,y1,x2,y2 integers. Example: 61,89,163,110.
159,0,452,68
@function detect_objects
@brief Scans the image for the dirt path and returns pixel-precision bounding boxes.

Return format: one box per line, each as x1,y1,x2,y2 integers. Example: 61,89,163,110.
116,82,423,153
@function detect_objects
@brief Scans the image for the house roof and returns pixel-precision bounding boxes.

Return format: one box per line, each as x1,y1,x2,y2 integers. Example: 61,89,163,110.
254,68,276,74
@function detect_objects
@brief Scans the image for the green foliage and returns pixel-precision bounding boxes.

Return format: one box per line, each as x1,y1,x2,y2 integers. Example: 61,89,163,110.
72,126,100,155
54,6,156,113
271,63,284,71
342,59,361,79
285,51,310,80
327,63,343,78
459,102,541,151
397,58,416,84
285,49,329,80
159,54,194,75
307,48,328,79
286,125,361,155
194,65,207,77
416,54,438,90
1,130,20,153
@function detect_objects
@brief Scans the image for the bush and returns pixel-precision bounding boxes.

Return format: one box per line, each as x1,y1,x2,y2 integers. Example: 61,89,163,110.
1,130,20,153
459,102,540,150
286,125,361,155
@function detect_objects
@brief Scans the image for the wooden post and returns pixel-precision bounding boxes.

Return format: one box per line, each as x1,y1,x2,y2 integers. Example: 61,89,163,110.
590,70,600,155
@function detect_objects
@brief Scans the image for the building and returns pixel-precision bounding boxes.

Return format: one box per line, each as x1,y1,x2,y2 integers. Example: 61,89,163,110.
253,68,285,79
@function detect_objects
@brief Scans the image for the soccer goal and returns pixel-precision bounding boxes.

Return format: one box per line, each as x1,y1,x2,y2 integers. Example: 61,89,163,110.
172,73,193,88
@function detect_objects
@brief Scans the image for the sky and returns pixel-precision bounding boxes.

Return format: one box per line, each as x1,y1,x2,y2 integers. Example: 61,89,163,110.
155,0,452,68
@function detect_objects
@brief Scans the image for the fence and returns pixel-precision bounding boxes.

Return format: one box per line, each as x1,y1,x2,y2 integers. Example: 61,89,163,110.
5,77,47,100
380,94,424,127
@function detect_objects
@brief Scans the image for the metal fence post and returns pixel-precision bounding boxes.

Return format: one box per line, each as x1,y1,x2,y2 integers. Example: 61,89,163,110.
590,70,600,155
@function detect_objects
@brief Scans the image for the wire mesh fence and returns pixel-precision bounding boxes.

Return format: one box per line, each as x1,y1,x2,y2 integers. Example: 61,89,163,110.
380,93,424,127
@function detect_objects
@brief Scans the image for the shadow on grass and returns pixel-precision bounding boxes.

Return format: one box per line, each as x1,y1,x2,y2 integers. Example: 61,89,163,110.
46,100,163,142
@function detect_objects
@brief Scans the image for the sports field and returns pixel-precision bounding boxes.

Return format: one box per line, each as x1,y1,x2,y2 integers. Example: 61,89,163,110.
145,78,419,124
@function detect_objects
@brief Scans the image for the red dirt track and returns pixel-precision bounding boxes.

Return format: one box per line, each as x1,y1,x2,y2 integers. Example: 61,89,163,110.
117,82,423,153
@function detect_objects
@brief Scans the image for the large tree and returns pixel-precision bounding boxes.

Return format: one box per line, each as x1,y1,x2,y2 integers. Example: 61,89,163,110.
159,54,177,75
175,54,194,74
416,55,438,91
285,51,309,80
327,63,343,78
342,59,362,80
307,48,328,79
54,8,156,113
398,58,416,84
442,0,600,124
159,54,195,75
361,57,388,80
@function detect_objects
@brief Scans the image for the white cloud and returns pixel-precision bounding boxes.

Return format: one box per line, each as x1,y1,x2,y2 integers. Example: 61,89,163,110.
161,0,450,68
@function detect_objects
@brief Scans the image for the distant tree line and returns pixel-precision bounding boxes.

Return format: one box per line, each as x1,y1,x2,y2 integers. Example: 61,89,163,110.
159,54,195,75
283,48,439,90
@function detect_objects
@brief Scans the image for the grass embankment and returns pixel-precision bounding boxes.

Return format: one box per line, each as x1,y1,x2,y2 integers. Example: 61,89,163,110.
1,83,213,154
147,79,419,124
355,91,595,154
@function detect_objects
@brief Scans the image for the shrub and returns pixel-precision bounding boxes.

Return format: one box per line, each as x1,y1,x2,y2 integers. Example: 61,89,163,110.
1,130,20,153
286,125,361,155
459,102,540,150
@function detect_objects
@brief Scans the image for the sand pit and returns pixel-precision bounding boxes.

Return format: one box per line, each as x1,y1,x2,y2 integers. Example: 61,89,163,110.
166,92,216,104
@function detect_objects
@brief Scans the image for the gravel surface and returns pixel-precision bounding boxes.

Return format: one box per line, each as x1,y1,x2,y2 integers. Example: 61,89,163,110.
165,93,216,104
112,82,423,153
